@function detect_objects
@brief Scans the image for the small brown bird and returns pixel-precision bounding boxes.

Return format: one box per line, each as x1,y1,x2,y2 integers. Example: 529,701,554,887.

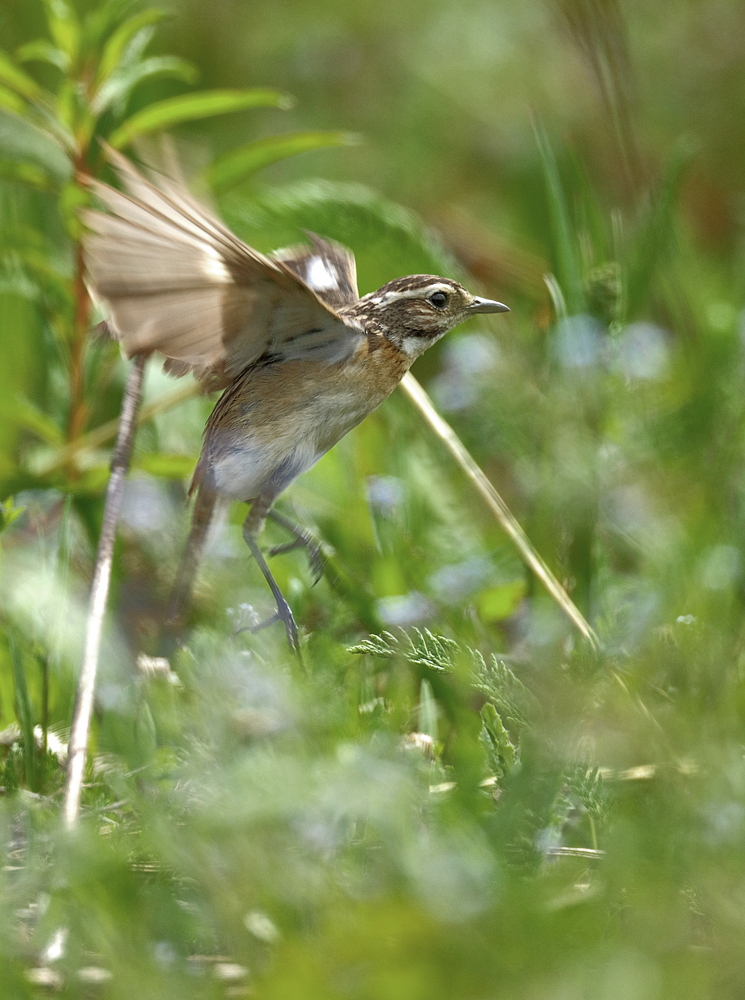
83,150,509,648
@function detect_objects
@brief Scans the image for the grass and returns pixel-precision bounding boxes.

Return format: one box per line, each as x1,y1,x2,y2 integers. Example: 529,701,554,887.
1,0,745,996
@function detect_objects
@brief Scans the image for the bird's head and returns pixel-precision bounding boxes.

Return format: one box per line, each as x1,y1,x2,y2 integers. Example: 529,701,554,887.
352,275,509,359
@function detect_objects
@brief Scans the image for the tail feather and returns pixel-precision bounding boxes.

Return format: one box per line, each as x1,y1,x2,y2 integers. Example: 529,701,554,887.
166,485,217,625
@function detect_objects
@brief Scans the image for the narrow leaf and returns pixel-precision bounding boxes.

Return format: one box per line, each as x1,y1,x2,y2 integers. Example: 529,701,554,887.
82,3,135,52
0,103,75,161
207,130,359,193
0,51,44,100
8,631,37,791
0,85,26,116
42,0,80,62
93,56,198,116
626,143,691,316
108,88,293,149
15,39,68,71
534,121,585,314
96,9,166,86
12,398,65,445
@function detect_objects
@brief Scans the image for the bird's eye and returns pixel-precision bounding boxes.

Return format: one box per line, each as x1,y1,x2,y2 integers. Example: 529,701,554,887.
430,291,448,308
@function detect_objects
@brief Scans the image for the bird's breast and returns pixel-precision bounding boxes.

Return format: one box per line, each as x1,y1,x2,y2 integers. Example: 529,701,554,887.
199,335,411,501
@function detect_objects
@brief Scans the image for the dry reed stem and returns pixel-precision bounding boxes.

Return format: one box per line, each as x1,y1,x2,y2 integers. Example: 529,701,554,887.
399,372,600,650
63,353,147,828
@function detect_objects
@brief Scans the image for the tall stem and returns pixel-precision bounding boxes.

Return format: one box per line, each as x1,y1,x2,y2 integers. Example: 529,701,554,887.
63,353,147,829
67,149,93,454
399,372,600,651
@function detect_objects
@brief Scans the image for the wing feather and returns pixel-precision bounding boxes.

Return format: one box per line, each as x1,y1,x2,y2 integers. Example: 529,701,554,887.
272,232,359,309
82,147,363,389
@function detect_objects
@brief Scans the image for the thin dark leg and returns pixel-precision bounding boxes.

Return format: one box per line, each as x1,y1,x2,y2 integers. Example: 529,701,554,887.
242,499,299,650
266,510,324,583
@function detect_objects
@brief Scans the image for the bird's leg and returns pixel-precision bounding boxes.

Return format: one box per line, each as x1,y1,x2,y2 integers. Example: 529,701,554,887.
242,497,299,650
266,510,324,584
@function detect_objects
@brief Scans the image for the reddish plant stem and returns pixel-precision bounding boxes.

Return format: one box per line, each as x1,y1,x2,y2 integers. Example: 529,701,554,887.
67,151,92,452
67,240,91,447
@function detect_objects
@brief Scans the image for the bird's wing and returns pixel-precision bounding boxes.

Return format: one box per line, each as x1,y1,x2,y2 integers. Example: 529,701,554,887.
82,147,363,390
271,232,359,310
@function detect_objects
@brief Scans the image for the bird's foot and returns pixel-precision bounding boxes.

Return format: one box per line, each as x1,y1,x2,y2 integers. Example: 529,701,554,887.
235,600,299,651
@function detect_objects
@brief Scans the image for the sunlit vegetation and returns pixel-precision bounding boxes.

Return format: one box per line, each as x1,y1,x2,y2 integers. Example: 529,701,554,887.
1,0,745,995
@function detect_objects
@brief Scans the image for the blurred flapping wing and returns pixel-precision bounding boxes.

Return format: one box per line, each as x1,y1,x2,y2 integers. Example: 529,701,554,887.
272,232,359,310
82,148,363,390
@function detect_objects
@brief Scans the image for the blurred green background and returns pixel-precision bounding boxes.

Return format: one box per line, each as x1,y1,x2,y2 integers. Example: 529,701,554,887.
2,0,745,996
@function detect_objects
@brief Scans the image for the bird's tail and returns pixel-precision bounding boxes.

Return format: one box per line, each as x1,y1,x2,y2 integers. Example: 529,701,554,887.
166,484,218,626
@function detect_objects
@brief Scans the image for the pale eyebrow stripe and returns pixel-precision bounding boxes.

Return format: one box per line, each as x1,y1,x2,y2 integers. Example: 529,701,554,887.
378,282,453,305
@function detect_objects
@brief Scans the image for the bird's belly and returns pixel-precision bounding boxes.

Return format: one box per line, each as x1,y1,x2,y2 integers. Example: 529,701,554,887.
203,352,404,502
210,435,322,501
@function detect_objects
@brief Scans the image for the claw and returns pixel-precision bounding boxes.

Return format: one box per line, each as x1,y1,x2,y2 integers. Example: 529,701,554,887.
275,595,299,650
242,503,302,653
236,605,299,650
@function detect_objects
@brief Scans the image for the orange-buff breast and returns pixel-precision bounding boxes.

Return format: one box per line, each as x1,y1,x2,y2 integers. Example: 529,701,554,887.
193,337,411,503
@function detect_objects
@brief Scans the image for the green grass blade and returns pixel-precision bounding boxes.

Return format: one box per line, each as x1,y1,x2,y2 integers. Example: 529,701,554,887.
534,120,585,314
7,630,36,791
108,88,294,149
626,143,691,316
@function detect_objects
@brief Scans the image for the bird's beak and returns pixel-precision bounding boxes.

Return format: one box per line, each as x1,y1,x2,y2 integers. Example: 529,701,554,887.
468,296,510,315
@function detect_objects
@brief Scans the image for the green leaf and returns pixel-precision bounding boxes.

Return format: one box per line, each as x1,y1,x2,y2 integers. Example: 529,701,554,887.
15,39,68,72
0,85,26,116
0,497,25,533
0,51,44,101
42,0,80,62
137,452,197,479
349,628,459,671
16,102,75,154
95,8,167,86
534,120,585,314
222,179,459,294
417,679,439,742
481,701,516,773
207,131,360,193
81,2,136,54
0,109,72,182
108,88,294,149
93,56,199,117
11,398,64,446
0,222,73,301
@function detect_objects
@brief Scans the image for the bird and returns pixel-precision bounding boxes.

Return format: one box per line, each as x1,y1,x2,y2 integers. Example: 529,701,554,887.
82,149,509,649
